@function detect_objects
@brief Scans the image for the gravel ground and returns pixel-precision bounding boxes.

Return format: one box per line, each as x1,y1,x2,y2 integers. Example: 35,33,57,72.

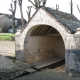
15,69,80,80
0,55,31,80
0,41,15,57
0,41,80,80
0,41,31,80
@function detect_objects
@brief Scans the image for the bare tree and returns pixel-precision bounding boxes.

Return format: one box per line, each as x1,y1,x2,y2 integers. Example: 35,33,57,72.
42,0,47,7
28,0,47,11
56,4,59,11
17,0,24,29
26,6,32,21
9,0,17,33
70,0,73,14
28,0,40,10
77,4,80,14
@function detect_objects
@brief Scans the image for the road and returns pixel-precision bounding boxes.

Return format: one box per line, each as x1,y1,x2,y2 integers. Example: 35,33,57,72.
0,41,15,57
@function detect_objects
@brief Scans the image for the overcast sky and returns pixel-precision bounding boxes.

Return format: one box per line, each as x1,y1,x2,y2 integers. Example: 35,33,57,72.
0,0,80,20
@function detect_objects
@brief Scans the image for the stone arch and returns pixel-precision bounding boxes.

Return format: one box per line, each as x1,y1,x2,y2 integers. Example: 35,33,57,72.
23,24,66,63
23,23,67,50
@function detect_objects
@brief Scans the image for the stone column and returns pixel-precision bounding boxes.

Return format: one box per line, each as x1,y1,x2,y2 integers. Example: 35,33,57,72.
15,30,25,62
65,28,80,73
65,34,74,72
72,28,80,72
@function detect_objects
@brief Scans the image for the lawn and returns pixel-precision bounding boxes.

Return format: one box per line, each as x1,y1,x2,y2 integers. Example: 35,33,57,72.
0,33,15,41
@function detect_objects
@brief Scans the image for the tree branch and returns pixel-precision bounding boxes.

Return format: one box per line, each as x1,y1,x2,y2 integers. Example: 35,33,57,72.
9,9,13,12
39,0,43,4
28,0,35,7
26,6,32,21
56,4,59,11
9,0,17,33
77,4,80,13
69,0,73,14
18,0,22,5
42,0,47,6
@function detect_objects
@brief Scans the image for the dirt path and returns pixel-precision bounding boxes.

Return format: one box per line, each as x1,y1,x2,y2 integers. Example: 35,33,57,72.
0,41,15,57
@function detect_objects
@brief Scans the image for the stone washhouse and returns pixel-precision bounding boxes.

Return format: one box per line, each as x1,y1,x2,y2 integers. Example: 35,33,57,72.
15,7,80,72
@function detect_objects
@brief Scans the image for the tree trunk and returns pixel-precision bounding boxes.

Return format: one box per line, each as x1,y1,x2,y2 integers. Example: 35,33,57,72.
19,4,24,29
12,13,16,34
9,0,17,34
70,0,73,14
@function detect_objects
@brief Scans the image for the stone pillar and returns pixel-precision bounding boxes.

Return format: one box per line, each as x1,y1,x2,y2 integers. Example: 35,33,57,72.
15,30,21,51
65,34,74,72
71,28,80,72
65,28,80,73
15,30,25,62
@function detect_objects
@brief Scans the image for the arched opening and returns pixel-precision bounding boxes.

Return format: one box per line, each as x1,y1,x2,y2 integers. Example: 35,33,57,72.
25,24,65,72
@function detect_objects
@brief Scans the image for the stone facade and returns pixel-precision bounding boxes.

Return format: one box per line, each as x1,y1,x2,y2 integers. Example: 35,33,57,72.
15,7,80,72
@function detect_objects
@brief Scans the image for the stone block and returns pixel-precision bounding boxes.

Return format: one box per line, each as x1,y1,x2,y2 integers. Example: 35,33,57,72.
25,68,37,73
16,50,25,62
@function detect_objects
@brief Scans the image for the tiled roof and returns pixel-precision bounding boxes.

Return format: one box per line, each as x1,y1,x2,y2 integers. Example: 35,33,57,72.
0,13,27,26
0,13,12,19
43,7,80,33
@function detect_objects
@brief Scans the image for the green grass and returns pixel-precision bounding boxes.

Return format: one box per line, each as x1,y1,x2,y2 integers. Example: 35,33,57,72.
0,33,15,41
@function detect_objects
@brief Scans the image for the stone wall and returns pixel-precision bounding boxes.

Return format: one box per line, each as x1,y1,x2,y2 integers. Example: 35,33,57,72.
22,35,65,63
68,31,80,72
64,28,80,72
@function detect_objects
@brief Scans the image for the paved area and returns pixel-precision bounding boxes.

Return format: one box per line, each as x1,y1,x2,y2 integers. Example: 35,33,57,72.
0,41,31,80
0,41,80,80
0,56,31,80
15,69,80,80
0,41,15,57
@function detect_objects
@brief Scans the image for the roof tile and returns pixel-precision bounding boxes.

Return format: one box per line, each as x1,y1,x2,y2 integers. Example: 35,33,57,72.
43,7,80,33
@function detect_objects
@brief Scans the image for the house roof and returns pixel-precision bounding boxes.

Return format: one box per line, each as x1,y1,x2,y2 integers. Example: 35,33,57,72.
15,18,27,26
0,13,27,26
0,13,12,19
42,7,80,33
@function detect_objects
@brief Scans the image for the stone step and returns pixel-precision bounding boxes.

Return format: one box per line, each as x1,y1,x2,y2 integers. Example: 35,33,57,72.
25,68,37,73
33,57,64,69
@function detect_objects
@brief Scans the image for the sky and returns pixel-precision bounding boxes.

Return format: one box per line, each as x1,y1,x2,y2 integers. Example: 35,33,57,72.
0,0,80,21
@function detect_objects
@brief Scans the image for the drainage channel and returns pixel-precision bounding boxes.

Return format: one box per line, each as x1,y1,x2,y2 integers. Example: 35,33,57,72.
9,59,65,80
